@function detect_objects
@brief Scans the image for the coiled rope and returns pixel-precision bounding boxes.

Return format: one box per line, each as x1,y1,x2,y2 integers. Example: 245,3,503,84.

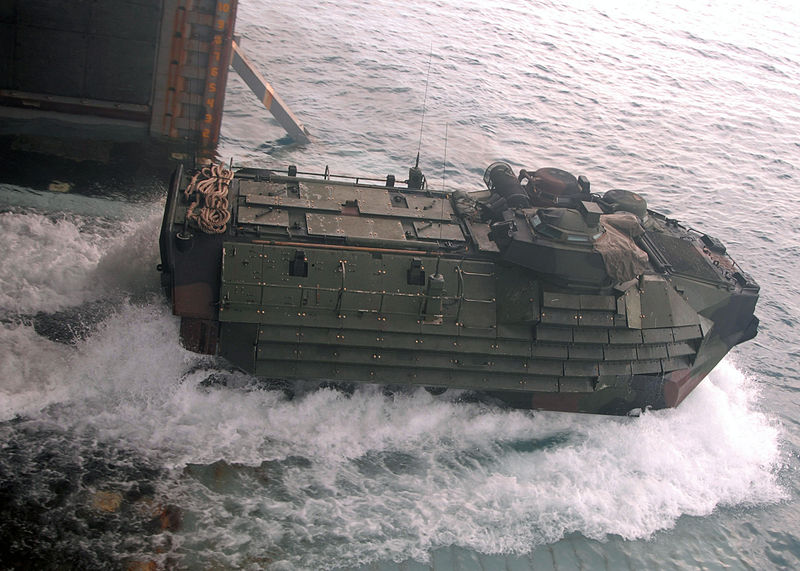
184,164,233,234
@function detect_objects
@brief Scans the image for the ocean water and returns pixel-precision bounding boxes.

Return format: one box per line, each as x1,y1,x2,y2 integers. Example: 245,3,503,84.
1,0,799,569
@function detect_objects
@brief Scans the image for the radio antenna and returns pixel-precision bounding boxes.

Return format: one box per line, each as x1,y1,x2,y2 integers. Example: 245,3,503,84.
438,123,448,243
408,44,433,190
441,123,448,191
415,43,433,165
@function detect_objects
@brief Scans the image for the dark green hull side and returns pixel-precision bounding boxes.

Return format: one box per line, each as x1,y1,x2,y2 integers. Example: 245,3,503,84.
160,164,758,415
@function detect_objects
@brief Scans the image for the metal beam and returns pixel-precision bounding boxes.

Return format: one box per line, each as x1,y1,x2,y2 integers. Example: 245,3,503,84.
230,40,311,145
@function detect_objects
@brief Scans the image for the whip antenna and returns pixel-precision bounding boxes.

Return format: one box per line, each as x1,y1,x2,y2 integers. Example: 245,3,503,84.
438,123,448,242
408,44,433,190
417,43,433,159
441,123,448,192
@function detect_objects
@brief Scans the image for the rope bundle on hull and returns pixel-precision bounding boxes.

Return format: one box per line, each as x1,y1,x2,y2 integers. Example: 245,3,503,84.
184,164,233,234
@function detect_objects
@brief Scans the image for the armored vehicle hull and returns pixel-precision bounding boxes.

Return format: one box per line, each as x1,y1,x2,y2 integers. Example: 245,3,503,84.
159,162,759,415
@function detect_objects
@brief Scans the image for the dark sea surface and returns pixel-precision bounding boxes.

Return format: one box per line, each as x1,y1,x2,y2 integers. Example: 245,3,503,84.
2,0,800,569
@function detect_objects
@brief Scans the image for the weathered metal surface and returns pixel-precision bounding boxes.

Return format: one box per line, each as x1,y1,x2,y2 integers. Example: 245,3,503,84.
150,0,237,153
1,0,238,157
2,0,161,103
160,162,759,415
305,213,407,241
237,206,290,227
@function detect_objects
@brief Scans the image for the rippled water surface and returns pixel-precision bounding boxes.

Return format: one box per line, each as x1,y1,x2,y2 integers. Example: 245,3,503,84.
2,0,799,569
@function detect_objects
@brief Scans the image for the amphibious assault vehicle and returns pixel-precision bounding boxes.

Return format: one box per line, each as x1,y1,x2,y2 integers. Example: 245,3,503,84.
159,160,759,414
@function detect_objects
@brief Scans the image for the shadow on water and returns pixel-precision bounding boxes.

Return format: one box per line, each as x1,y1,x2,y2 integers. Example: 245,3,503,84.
0,135,172,202
501,432,575,454
2,297,156,346
27,300,119,345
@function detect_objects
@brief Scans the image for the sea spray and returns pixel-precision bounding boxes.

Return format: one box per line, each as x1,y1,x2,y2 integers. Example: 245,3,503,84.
0,207,162,315
6,297,780,568
0,204,786,568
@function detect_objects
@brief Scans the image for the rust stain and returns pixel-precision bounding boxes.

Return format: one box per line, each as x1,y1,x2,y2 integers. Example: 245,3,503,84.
173,282,215,318
180,317,219,354
663,368,699,407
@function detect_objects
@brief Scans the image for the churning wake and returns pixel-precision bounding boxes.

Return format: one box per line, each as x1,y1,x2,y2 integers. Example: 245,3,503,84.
0,205,786,569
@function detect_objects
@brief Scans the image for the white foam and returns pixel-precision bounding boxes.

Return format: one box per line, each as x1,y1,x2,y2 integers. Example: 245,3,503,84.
0,208,162,314
0,211,105,313
172,366,782,568
0,209,784,569
9,303,781,568
92,210,163,296
0,321,74,420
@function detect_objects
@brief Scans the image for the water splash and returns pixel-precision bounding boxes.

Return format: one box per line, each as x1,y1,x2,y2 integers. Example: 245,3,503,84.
1,295,783,568
0,198,785,568
0,208,162,315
